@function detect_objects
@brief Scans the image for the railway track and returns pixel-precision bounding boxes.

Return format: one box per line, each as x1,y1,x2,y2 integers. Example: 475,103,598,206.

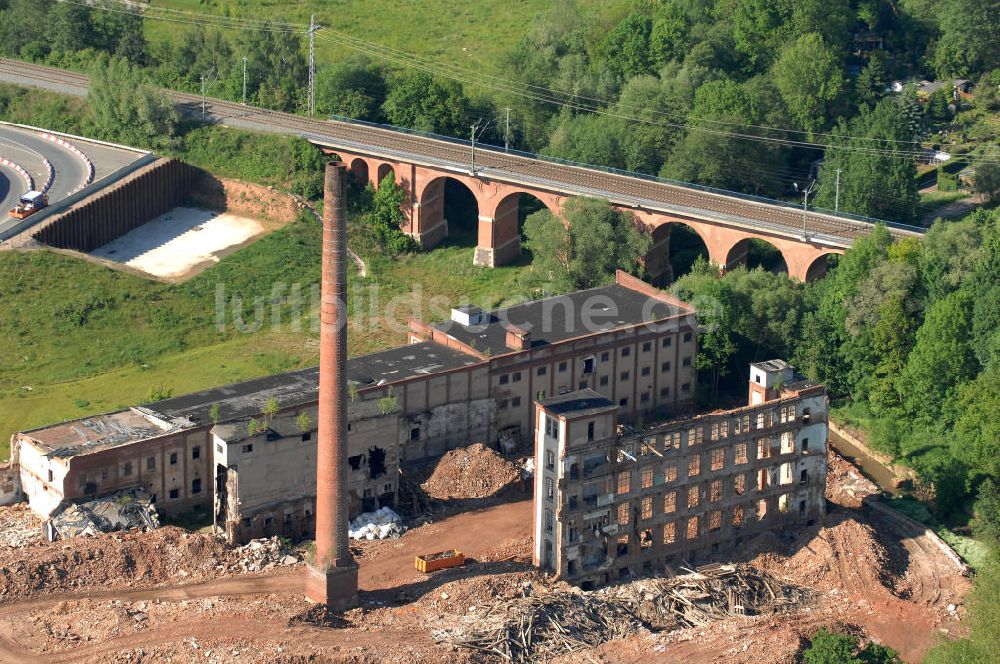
0,59,924,247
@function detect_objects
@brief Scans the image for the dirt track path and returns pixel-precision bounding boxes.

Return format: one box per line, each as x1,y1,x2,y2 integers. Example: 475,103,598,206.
0,499,533,663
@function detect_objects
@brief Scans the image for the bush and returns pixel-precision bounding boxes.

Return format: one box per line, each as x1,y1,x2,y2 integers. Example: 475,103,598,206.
938,168,959,192
803,629,900,664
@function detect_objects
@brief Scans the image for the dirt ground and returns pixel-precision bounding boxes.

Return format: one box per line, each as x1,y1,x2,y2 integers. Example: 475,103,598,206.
89,207,267,281
0,450,971,663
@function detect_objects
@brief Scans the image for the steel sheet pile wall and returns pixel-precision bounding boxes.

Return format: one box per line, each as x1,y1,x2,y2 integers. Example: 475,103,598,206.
33,158,199,251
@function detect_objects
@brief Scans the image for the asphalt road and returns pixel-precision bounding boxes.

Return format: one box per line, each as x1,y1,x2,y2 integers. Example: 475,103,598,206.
0,121,146,238
0,58,923,248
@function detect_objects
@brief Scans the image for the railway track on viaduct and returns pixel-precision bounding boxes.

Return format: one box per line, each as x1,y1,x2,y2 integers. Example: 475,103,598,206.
0,59,923,248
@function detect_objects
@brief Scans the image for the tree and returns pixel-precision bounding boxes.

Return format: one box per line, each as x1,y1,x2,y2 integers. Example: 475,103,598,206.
932,0,1000,78
772,33,845,132
900,290,978,425
523,197,650,290
0,0,53,58
953,366,1000,482
49,2,95,55
662,80,781,195
544,111,624,170
366,174,415,255
237,24,307,112
813,101,919,224
731,0,791,71
87,57,179,148
803,629,900,664
855,53,889,109
601,13,653,79
381,71,471,137
971,479,1000,544
316,57,387,121
649,3,690,68
974,162,1000,203
790,0,853,48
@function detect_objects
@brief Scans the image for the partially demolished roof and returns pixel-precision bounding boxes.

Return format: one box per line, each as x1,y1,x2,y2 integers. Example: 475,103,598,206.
48,487,160,540
19,409,179,458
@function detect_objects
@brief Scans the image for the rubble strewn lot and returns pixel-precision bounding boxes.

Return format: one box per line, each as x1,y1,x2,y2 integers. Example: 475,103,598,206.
0,502,43,549
0,448,972,663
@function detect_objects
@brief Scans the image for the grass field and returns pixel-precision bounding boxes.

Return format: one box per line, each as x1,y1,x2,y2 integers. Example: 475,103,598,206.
148,0,628,74
0,213,529,460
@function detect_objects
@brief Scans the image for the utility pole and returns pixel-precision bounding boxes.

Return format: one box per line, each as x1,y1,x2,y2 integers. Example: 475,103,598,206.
801,180,817,241
470,123,478,175
834,168,842,212
307,14,321,116
242,56,248,105
200,67,216,120
504,107,511,152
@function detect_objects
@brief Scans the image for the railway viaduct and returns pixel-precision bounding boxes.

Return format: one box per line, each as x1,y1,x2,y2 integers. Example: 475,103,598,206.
313,139,922,282
0,58,923,282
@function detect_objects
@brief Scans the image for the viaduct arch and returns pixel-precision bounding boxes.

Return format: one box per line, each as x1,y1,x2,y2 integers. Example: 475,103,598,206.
321,148,844,281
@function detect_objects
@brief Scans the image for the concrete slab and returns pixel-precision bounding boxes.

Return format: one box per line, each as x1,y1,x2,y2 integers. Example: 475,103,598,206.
90,207,265,280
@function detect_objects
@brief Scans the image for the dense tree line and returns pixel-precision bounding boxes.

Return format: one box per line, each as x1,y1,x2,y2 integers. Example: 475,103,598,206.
673,207,1000,529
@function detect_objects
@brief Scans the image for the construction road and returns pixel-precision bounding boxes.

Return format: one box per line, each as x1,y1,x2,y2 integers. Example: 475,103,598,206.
0,59,923,250
0,120,147,238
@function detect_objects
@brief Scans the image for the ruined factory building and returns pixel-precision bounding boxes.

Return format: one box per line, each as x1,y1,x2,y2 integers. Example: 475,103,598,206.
534,361,828,589
4,271,699,545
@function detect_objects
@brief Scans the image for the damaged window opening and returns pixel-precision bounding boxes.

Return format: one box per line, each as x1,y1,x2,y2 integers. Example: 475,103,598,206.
368,447,387,479
348,454,364,471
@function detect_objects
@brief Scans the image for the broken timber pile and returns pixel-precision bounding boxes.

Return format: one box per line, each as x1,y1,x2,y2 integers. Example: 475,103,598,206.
436,592,642,663
605,563,810,630
437,564,808,663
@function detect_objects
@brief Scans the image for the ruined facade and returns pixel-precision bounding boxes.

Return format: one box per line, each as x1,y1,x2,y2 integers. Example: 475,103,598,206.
6,272,699,545
533,361,827,589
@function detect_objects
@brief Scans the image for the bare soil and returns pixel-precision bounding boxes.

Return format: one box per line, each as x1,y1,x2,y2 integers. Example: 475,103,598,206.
0,450,971,663
418,443,522,500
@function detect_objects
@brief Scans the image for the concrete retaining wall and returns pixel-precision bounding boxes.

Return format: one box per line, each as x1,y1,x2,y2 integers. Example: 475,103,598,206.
33,158,200,252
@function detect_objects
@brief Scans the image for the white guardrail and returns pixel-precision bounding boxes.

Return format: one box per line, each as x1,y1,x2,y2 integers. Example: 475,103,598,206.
39,132,94,191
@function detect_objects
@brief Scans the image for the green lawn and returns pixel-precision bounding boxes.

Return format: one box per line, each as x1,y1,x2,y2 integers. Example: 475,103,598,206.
148,0,629,75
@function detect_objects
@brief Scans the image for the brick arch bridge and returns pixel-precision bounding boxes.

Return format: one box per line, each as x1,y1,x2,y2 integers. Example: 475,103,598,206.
321,146,909,282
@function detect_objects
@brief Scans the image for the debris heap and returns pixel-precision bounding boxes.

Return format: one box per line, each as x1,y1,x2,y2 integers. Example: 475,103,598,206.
230,536,298,572
422,443,520,500
435,591,643,663
348,507,405,540
437,565,808,663
48,487,159,540
603,564,810,630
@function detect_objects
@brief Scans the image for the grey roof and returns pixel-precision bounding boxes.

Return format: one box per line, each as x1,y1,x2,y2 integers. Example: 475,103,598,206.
751,359,794,373
433,284,690,356
145,341,480,426
539,389,617,418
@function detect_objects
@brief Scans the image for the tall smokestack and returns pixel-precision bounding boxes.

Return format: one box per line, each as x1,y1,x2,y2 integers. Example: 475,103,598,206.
306,162,358,609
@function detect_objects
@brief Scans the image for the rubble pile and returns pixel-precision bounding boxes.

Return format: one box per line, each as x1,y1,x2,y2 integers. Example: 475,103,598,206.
826,449,879,507
349,507,405,540
49,488,159,540
0,503,43,549
603,564,810,630
0,527,231,600
229,536,298,572
438,565,809,662
436,590,643,663
422,443,520,500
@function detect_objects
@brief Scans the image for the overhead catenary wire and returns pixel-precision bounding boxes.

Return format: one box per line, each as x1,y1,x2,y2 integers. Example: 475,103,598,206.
60,0,1000,165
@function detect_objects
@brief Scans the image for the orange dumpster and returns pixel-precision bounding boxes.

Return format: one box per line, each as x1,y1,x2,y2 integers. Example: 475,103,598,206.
415,549,466,573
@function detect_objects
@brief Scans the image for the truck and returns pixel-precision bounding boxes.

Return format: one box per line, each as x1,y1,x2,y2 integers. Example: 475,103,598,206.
9,191,48,219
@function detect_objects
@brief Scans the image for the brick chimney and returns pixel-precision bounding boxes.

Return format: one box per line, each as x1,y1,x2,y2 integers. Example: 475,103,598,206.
305,163,359,610
505,325,531,351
